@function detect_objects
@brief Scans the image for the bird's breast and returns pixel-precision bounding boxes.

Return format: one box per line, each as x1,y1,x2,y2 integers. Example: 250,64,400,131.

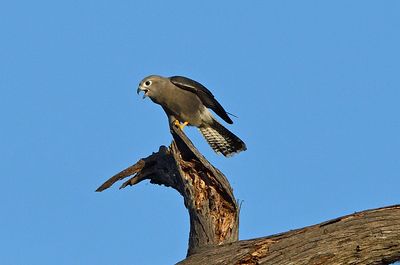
163,89,204,126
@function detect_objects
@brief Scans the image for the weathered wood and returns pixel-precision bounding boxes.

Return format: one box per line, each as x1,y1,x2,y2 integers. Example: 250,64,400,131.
178,205,400,265
96,125,239,256
97,126,400,265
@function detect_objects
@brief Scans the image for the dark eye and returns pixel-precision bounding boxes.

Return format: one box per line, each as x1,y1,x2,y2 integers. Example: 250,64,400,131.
145,80,152,86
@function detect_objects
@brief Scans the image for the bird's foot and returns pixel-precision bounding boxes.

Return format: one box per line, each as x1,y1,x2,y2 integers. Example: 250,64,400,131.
174,120,189,130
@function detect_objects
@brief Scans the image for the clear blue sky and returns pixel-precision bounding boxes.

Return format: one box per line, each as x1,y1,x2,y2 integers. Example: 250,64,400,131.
1,1,399,264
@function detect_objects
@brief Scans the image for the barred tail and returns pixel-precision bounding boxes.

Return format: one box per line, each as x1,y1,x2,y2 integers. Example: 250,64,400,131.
199,120,247,157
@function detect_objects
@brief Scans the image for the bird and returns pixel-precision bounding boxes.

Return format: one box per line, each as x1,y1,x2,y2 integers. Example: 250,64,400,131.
137,75,247,157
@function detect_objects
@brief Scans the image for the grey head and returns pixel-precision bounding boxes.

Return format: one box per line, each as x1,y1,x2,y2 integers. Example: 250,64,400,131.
137,75,169,101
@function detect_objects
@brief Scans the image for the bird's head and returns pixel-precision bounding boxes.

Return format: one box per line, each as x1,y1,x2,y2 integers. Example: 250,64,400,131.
137,75,167,100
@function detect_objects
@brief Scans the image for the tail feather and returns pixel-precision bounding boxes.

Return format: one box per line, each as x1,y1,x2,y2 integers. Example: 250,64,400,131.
199,120,247,157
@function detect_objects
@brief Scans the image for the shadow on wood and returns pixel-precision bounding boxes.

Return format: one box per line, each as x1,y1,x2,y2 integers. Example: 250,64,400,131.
96,126,400,265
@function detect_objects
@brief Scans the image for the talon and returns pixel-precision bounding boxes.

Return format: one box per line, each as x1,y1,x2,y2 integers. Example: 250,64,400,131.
173,120,180,127
180,121,189,130
173,120,189,130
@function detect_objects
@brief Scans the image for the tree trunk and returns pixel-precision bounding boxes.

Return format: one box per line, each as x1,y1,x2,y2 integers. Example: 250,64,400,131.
96,126,400,264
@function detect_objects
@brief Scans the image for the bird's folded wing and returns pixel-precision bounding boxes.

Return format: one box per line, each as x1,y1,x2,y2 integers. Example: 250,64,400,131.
169,76,233,124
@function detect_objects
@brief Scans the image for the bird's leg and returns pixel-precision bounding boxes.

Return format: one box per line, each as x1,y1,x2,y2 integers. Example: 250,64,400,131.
173,120,189,130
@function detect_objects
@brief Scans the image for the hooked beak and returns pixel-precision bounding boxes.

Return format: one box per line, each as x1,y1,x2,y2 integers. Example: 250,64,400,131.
137,86,148,99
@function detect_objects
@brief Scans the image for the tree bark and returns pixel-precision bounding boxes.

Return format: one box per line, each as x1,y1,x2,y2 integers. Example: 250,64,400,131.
178,205,400,265
96,126,400,265
96,125,239,256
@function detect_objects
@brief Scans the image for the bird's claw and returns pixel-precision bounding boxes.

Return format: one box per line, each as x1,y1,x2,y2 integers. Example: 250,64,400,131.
174,120,189,130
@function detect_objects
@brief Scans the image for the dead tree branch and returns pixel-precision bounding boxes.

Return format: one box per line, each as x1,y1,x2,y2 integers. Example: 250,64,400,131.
97,126,400,264
178,205,400,265
97,125,239,256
